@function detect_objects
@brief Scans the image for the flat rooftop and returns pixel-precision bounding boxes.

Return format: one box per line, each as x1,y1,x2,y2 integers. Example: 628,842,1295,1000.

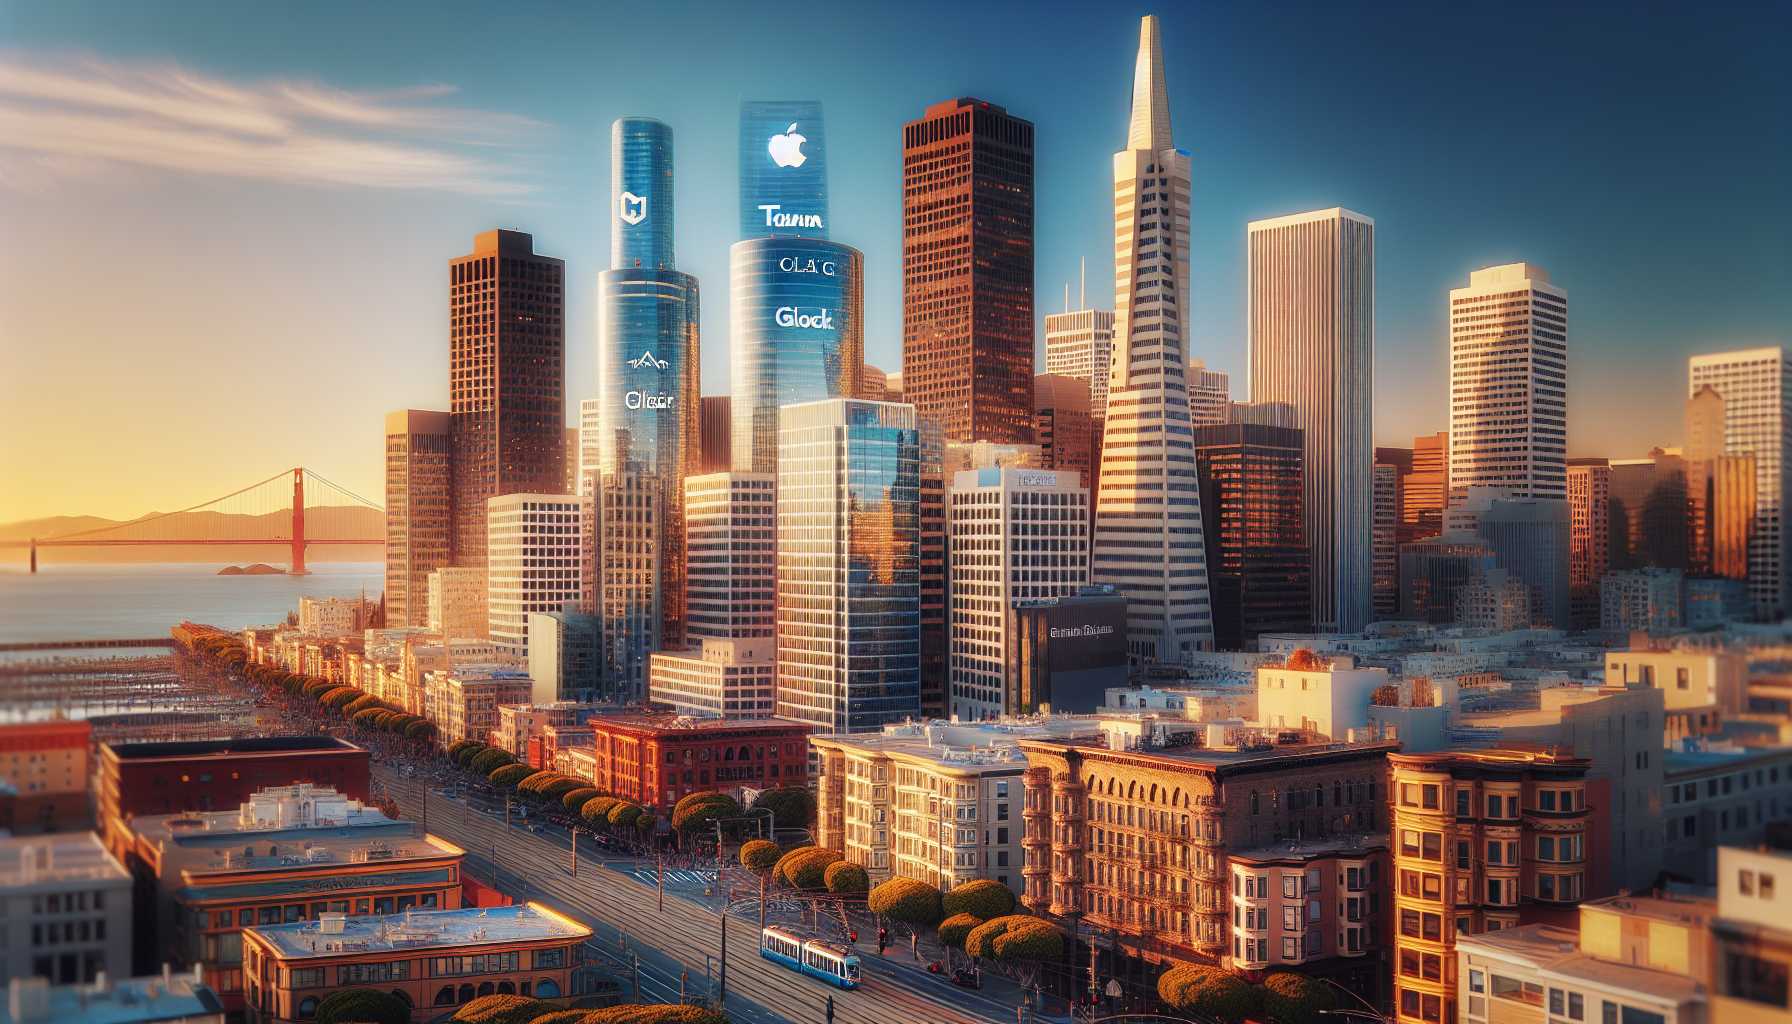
593,713,811,735
248,903,589,959
1231,833,1390,864
1457,923,1580,964
1583,893,1715,927
1542,953,1707,1003
0,832,130,890
1021,737,1400,774
0,972,223,1024
103,735,362,761
1665,744,1792,775
813,718,1107,766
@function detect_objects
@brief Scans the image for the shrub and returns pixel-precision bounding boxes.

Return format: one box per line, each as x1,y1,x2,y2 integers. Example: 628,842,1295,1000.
515,770,559,794
823,861,869,894
468,748,515,775
750,786,816,830
451,995,551,1024
350,707,388,728
671,791,740,834
562,787,600,812
488,763,534,788
582,1006,728,1024
942,879,1016,920
635,811,658,835
525,1013,591,1024
1262,971,1339,1023
739,839,781,875
1157,964,1260,1021
315,987,410,1024
867,877,942,929
936,912,983,950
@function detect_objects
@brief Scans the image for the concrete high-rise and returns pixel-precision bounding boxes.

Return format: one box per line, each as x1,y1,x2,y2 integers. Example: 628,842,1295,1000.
1187,361,1230,427
901,97,1035,446
1403,431,1448,541
597,117,701,666
577,398,600,496
1247,208,1375,631
1091,14,1216,662
774,399,922,732
1448,263,1568,502
486,493,587,657
384,410,453,627
698,395,732,474
1686,383,1759,582
1044,295,1114,511
1690,347,1792,616
683,472,776,641
1373,461,1400,618
1567,459,1612,626
946,467,1090,721
1191,423,1310,648
449,229,565,569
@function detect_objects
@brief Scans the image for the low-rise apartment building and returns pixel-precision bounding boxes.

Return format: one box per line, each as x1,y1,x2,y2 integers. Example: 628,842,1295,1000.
1228,835,1388,1000
421,666,534,748
584,715,810,810
0,832,133,986
0,719,92,834
241,903,593,1024
1662,744,1792,885
1713,844,1792,1022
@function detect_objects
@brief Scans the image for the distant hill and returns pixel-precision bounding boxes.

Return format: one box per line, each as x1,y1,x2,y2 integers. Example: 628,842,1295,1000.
0,506,383,567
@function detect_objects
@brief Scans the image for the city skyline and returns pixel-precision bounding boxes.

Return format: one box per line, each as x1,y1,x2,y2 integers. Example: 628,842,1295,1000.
1,0,1787,526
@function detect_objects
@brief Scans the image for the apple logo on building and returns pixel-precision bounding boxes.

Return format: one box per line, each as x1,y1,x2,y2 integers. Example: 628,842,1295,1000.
768,123,807,168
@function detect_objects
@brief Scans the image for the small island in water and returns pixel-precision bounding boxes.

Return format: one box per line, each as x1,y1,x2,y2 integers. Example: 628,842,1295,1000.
218,563,283,576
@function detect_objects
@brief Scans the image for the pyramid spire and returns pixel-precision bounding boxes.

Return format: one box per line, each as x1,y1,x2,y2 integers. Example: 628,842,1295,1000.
1126,15,1173,151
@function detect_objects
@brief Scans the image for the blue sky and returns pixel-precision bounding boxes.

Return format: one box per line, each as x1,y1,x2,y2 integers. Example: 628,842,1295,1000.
0,0,1786,520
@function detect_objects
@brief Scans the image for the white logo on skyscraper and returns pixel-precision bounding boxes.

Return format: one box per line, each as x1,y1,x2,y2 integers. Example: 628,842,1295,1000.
627,350,669,370
618,191,647,225
768,123,808,168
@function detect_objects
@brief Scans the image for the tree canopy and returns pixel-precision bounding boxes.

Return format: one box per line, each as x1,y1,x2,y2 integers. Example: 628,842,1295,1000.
942,879,1016,920
315,988,410,1024
867,877,942,928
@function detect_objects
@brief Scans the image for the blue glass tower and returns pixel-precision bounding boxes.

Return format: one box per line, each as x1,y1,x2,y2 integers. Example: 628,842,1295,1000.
612,117,674,271
728,236,863,473
739,100,828,239
597,118,699,693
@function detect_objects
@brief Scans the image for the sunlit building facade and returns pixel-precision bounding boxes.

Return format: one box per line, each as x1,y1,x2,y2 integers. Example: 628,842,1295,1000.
1689,346,1792,617
384,409,452,627
739,100,828,240
1191,423,1310,648
1447,263,1569,502
775,399,922,732
1092,14,1215,662
485,493,586,657
684,472,776,641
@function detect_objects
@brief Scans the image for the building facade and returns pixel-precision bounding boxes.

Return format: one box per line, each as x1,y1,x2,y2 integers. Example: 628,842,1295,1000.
683,472,776,642
1713,844,1792,1021
1033,373,1095,492
426,566,488,641
901,97,1035,447
1567,460,1612,627
1092,15,1216,663
1191,422,1311,648
697,395,731,475
1228,837,1389,999
384,410,453,628
647,638,776,719
1005,588,1130,715
583,715,811,809
1374,461,1401,618
448,230,565,569
1689,346,1791,616
0,832,132,986
775,399,922,732
1387,750,1591,1024
525,611,600,702
1447,263,1569,502
946,466,1090,720
739,100,828,240
0,720,91,834
1247,208,1376,633
485,494,586,658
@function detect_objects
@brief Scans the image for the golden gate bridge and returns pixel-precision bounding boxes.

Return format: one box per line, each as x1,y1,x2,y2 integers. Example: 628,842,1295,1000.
3,468,383,575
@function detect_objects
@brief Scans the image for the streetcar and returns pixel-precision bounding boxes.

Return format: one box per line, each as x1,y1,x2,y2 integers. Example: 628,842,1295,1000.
758,925,862,989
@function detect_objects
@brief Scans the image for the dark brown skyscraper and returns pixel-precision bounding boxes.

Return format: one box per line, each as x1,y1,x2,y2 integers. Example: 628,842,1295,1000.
384,410,452,627
698,395,732,475
449,229,565,567
1192,423,1311,649
901,97,1034,446
1034,372,1094,492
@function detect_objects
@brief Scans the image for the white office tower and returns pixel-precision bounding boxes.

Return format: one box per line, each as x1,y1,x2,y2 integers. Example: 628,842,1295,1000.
1247,207,1375,632
775,399,923,732
1091,14,1216,663
947,466,1091,721
1187,361,1230,427
1448,263,1568,502
649,637,776,719
595,472,659,700
684,472,776,640
577,397,601,497
1045,266,1116,419
485,493,587,656
1690,347,1792,617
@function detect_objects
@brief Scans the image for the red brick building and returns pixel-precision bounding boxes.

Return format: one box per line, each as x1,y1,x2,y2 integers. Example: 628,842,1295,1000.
584,715,810,810
0,719,92,834
98,736,370,856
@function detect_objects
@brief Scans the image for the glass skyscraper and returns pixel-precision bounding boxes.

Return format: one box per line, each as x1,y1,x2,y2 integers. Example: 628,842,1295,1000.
611,117,674,271
596,118,700,694
739,100,828,239
775,399,922,732
729,236,863,473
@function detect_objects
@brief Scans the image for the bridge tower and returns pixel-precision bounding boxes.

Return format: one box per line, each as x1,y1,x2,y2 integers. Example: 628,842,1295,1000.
28,538,36,575
290,467,310,576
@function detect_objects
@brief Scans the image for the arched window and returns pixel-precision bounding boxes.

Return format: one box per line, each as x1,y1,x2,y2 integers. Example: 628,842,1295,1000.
1315,785,1324,807
496,981,515,995
434,987,455,1007
535,979,562,998
477,982,495,997
724,747,735,761
1249,791,1260,815
456,984,474,1004
297,998,318,1021
391,991,413,1008
740,745,751,761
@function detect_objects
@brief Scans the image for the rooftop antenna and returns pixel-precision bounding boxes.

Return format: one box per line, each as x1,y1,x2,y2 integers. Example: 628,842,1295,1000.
1063,282,1070,315
1079,256,1086,309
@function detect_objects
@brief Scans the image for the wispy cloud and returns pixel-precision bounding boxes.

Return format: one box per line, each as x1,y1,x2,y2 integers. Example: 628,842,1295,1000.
0,55,546,196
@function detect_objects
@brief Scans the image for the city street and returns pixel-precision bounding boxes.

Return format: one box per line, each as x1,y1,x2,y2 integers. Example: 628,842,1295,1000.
377,765,1036,1024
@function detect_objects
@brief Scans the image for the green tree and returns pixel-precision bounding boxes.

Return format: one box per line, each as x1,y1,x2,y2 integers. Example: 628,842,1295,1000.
738,839,781,875
1157,964,1260,1021
488,763,534,788
607,802,644,828
581,795,619,825
447,740,484,761
405,718,437,742
537,777,586,803
1262,971,1340,1023
562,787,600,812
468,748,515,775
670,792,740,835
582,1006,728,1024
963,915,1063,989
453,743,491,768
823,861,869,894
942,879,1016,920
450,995,551,1024
867,877,943,942
936,912,983,950
315,988,410,1024
750,786,816,830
